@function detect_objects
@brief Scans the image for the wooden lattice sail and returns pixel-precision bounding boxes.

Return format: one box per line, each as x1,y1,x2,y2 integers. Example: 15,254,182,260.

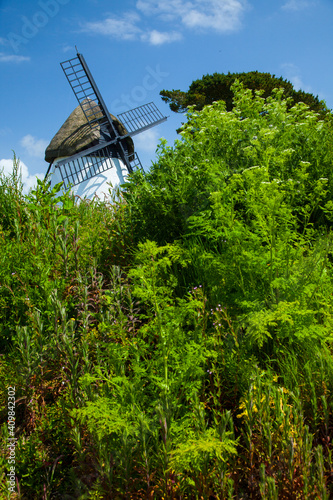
45,49,167,199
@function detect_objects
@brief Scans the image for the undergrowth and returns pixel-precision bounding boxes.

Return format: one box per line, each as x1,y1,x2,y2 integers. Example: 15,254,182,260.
1,83,333,498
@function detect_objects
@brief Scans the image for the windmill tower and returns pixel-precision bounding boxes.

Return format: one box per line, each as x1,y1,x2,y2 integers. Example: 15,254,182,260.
45,49,167,199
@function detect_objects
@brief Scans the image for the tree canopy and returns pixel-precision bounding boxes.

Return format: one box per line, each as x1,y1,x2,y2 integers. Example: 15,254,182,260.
160,71,329,117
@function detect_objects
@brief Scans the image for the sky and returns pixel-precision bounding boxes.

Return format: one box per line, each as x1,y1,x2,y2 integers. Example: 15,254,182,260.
0,0,332,193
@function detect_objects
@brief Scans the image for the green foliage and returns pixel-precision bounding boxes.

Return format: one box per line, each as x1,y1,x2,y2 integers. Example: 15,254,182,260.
160,70,330,117
2,82,333,498
0,153,25,234
127,83,333,247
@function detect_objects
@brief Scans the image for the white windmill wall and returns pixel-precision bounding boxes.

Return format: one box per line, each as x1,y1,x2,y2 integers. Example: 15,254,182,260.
47,156,129,201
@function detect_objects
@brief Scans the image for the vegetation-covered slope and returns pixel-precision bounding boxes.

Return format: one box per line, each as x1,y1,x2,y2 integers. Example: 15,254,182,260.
1,83,333,498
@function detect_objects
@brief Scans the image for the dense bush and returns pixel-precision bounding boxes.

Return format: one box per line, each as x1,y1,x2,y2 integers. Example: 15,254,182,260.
1,83,333,498
160,71,329,117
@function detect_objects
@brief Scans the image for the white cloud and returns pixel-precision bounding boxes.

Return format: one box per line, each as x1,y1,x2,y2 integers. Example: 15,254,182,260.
134,128,160,152
0,52,30,63
0,126,11,137
0,158,44,194
82,13,182,45
142,29,183,45
289,75,305,91
281,63,312,92
62,44,74,53
20,134,48,158
82,0,247,46
136,0,248,32
282,0,316,11
82,12,142,41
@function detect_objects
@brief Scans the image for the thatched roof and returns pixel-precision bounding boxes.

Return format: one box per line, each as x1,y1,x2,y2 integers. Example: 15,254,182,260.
45,99,134,163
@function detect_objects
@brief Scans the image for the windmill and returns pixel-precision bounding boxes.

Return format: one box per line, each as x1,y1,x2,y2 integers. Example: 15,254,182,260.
45,48,167,199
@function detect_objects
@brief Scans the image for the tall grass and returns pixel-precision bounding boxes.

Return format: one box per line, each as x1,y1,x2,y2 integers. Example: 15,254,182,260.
1,83,333,498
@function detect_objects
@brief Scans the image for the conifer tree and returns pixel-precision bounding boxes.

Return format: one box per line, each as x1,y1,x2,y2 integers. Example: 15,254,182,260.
160,71,329,117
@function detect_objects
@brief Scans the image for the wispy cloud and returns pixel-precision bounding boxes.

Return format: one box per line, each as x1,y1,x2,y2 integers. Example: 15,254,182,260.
82,12,181,45
134,128,160,152
0,158,43,194
282,0,317,11
62,44,74,53
0,52,30,63
81,0,247,45
136,0,248,32
141,30,183,45
82,12,142,41
20,135,48,158
280,63,312,93
0,126,11,137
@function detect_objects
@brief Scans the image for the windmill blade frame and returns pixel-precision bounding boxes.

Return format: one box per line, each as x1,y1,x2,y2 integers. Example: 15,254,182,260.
45,49,167,196
56,142,142,190
61,50,132,169
117,102,167,137
61,52,117,136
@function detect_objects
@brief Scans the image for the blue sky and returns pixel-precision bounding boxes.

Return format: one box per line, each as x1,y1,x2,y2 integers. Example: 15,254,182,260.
0,0,332,192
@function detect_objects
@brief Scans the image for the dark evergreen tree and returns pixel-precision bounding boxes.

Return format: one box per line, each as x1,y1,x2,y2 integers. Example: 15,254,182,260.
160,71,329,117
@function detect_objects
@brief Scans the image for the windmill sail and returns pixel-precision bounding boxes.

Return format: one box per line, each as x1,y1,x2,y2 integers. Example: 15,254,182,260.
45,49,167,197
56,142,142,190
118,102,167,137
61,52,117,135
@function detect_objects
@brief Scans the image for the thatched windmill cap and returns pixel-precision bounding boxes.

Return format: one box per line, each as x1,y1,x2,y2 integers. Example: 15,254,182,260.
45,98,134,163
